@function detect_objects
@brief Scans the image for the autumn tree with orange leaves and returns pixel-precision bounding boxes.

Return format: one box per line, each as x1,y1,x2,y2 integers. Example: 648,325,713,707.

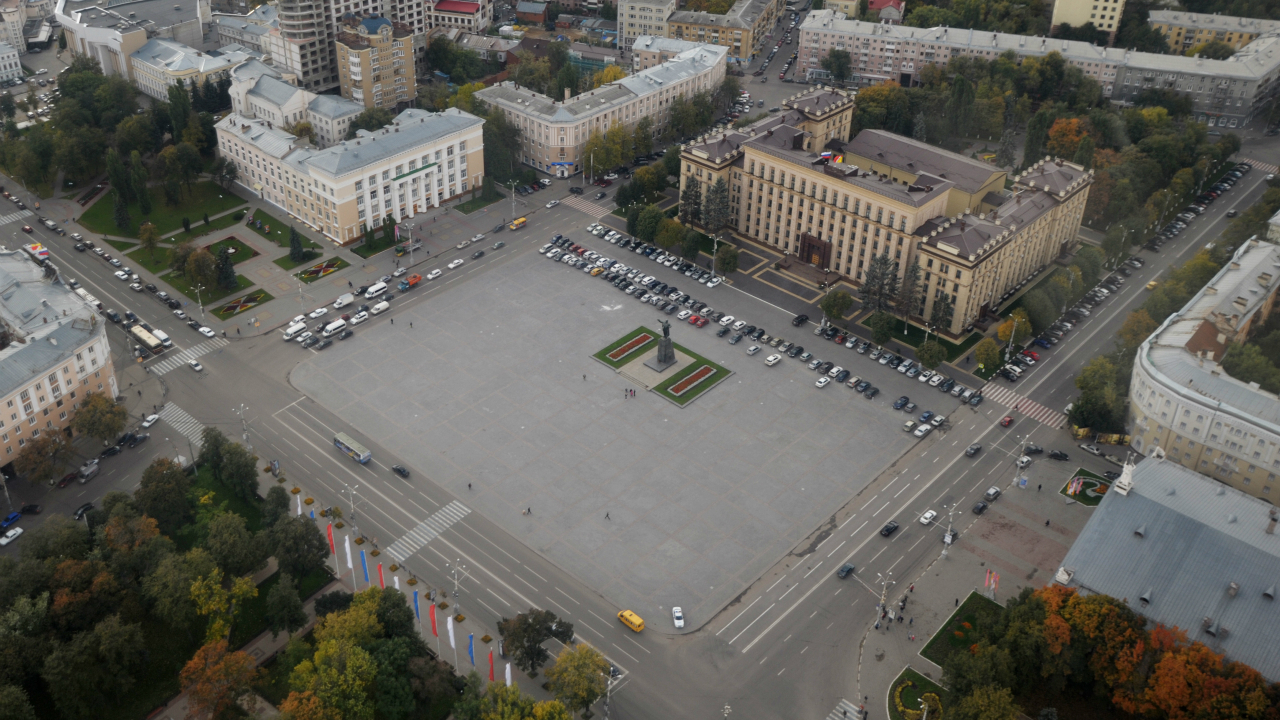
180,639,264,720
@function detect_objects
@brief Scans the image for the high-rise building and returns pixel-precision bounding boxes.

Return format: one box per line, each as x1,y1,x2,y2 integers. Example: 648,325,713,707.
270,0,340,90
336,15,416,109
1050,0,1126,44
619,0,677,52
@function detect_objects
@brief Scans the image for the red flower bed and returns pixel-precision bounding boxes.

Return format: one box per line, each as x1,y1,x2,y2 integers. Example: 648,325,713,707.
670,365,714,396
607,333,653,361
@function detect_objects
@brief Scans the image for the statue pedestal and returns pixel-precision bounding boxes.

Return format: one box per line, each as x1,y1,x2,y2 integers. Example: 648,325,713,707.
644,337,678,373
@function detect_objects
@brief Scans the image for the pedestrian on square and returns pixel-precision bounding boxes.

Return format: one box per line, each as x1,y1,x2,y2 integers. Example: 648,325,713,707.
909,584,914,592
1038,484,1042,491
605,512,610,520
391,318,394,325
955,598,959,606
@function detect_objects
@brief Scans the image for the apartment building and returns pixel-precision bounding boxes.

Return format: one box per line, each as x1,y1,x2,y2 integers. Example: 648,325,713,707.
0,250,118,473
1130,238,1280,500
800,9,1280,129
0,42,18,81
213,4,278,54
1050,0,1126,43
679,93,1092,336
129,38,248,101
228,59,363,147
475,42,727,177
827,0,902,24
620,0,676,52
336,14,416,110
56,0,207,80
667,0,783,63
1148,10,1280,53
630,34,702,70
216,107,485,244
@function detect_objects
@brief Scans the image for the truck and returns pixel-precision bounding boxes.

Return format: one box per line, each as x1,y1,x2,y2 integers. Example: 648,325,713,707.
398,273,421,291
333,292,355,309
395,241,423,256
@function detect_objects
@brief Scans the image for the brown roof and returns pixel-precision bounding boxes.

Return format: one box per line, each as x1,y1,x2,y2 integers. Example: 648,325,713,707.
844,129,1001,194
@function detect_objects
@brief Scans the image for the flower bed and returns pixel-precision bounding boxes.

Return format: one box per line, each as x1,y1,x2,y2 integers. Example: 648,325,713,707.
607,333,653,362
669,365,713,396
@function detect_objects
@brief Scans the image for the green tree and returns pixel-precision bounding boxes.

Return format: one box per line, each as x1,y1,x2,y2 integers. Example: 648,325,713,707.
0,685,36,720
14,432,71,486
952,685,1020,720
995,129,1017,167
135,457,191,536
868,311,897,347
633,116,654,157
819,290,854,324
916,341,947,370
41,615,147,720
545,644,609,717
497,609,574,677
636,204,665,243
271,515,331,580
206,513,267,578
220,442,260,502
974,337,1001,370
112,193,131,232
625,205,642,236
345,107,395,139
70,391,127,442
168,82,191,141
138,222,160,263
896,258,922,331
289,227,306,263
371,637,417,720
913,111,928,143
679,180,702,227
859,251,898,314
198,427,230,481
1073,135,1095,169
1019,290,1057,333
702,177,730,234
263,485,291,529
0,93,14,121
130,150,152,217
930,292,955,331
185,247,217,291
947,74,976,136
143,548,215,634
715,243,739,275
1186,40,1235,59
266,572,309,639
654,218,685,251
105,147,132,204
821,49,852,83
216,248,237,291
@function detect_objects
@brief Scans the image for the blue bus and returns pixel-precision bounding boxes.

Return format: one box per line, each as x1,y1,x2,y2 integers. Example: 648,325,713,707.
334,432,372,464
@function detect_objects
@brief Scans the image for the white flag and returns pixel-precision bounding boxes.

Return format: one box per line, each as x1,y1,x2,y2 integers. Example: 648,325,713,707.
447,615,456,649
394,575,400,590
296,494,302,516
344,535,353,570
505,662,512,687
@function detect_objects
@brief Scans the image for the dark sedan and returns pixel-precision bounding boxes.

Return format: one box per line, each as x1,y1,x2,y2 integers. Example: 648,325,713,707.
792,314,809,326
392,465,411,478
893,396,909,410
880,521,899,536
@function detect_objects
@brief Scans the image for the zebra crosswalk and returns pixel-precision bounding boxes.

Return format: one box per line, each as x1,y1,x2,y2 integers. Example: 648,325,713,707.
1239,158,1279,174
386,501,471,563
978,383,1067,429
0,209,33,226
825,699,864,720
148,337,230,375
560,195,611,218
155,402,206,450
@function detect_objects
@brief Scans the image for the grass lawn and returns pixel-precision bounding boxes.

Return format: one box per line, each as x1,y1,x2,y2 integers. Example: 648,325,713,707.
174,467,265,551
245,208,321,249
273,249,324,271
165,212,243,244
593,326,659,369
204,235,260,264
229,567,333,648
296,257,350,283
214,289,276,321
653,344,731,406
1062,467,1112,506
351,233,398,259
162,271,255,306
125,244,173,275
888,667,947,720
920,591,1004,668
105,238,137,252
80,182,247,238
456,189,505,214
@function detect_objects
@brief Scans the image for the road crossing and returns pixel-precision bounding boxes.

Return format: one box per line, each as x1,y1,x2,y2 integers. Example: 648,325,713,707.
561,194,611,218
155,402,207,451
148,337,230,375
977,383,1068,429
824,698,864,720
386,500,472,563
1238,158,1279,174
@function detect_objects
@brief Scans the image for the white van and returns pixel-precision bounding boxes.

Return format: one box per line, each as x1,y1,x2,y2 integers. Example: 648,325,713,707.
322,319,348,338
365,282,388,299
283,322,307,340
370,300,390,315
151,329,173,347
333,293,355,309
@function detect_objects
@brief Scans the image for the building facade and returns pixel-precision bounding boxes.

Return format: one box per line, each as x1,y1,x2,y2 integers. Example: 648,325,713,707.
213,5,278,54
667,0,783,63
475,42,726,177
1129,238,1280,500
1147,10,1279,53
0,250,118,471
336,15,416,110
620,0,676,52
228,59,364,147
129,38,244,101
56,0,208,81
216,107,485,245
1050,0,1126,43
0,42,19,80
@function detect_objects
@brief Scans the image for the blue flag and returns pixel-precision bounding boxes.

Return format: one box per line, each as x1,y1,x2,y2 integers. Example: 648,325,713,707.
360,550,369,583
468,633,475,666
413,590,420,620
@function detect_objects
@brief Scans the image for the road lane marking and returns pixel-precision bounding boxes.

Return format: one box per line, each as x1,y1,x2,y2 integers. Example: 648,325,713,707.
779,584,799,601
850,520,867,536
802,561,824,578
556,587,580,604
894,483,911,498
729,603,776,644
610,644,639,663
766,575,787,592
716,596,760,636
873,501,890,516
826,540,846,557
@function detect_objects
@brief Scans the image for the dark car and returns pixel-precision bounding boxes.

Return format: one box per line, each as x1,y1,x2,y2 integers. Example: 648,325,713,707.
965,443,982,457
569,186,584,194
301,336,320,348
893,396,909,409
728,333,743,344
854,380,871,393
792,314,809,326
73,503,94,521
128,434,150,449
836,563,856,579
834,369,850,383
392,464,411,478
716,326,730,337
471,250,485,259
863,386,879,399
880,521,900,536
18,504,41,515
818,361,834,374
1049,450,1070,461
115,432,137,447
58,473,78,488
972,501,989,515
315,339,333,350
787,345,803,357
1103,471,1121,481
338,329,354,340
594,191,607,200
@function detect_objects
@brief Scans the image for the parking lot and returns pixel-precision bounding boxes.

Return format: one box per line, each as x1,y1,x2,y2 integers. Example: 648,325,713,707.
291,220,975,625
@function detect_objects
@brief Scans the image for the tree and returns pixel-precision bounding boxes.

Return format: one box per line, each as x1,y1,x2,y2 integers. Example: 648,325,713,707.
635,205,665,243
974,337,1001,370
997,309,1032,346
288,637,377,720
1187,40,1235,59
111,190,131,232
40,615,146,719
896,259,922,330
545,644,609,717
625,205,642,236
702,177,730,234
995,129,1017,167
916,341,947,370
185,248,217,291
947,74,976,136
138,223,161,265
819,290,854,324
191,568,258,642
131,150,152,217
1073,135,1095,169
497,609,574,677
654,218,685,251
868,312,897,347
168,82,192,141
198,427,230,480
952,684,1020,720
290,227,307,263
206,513,267,578
271,515,331,580
14,432,71,485
930,292,955,332
220,442,260,502
135,457,191,536
715,243,739,275
263,485,291,529
70,391,127,442
266,573,309,640
180,639,263,720
216,248,237,290
346,107,395,139
859,251,898,314
105,147,132,204
633,116,654,157
143,548,214,634
821,49,852,83
0,685,36,720
0,93,14,120
591,64,626,88
912,111,928,143
1046,118,1086,158
679,180,702,227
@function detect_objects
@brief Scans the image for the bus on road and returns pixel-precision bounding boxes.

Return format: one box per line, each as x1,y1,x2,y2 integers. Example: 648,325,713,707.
130,326,164,354
508,217,527,231
334,432,372,464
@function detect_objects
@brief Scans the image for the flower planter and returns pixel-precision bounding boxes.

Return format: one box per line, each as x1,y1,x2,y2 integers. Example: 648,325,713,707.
389,564,399,572
407,578,418,586
304,497,314,505
607,333,653,361
370,549,379,557
481,634,492,643
354,537,366,545
455,614,465,622
669,365,714,396
438,601,450,610
290,487,301,494
335,522,344,529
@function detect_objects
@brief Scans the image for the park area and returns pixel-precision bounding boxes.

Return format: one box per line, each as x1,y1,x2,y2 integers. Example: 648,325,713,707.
79,182,246,238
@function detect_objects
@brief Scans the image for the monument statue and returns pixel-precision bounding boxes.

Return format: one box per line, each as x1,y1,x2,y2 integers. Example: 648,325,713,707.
647,317,677,372
659,319,671,338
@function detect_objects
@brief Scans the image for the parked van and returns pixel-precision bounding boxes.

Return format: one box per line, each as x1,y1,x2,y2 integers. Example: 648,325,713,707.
283,323,307,340
365,282,387,299
333,292,355,309
617,610,644,632
370,300,390,315
151,329,173,347
322,319,348,338
79,461,99,482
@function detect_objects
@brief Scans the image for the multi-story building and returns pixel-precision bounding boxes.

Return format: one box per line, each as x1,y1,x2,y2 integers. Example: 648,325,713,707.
267,0,339,91
0,42,19,80
679,92,1092,335
228,59,364,147
630,34,702,70
56,0,207,79
1148,10,1279,54
336,14,415,110
620,0,676,53
129,38,249,101
213,4,278,54
0,0,26,52
826,0,903,24
216,107,485,244
455,31,520,62
1050,0,1126,43
0,249,118,472
475,42,727,177
667,0,783,63
429,0,489,34
800,9,1280,130
1129,238,1280,500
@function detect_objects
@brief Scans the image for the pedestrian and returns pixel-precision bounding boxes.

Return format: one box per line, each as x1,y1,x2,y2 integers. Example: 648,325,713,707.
909,584,914,592
898,615,903,623
527,507,531,515
236,327,240,335
1045,519,1050,527
583,374,586,381
1038,484,1042,491
390,318,394,325
468,483,472,491
605,512,610,520
410,322,413,328
874,621,880,629
348,280,353,288
137,390,141,397
909,617,913,625
955,598,959,607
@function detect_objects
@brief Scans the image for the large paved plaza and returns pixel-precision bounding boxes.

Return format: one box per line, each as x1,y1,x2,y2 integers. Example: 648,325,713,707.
292,248,913,627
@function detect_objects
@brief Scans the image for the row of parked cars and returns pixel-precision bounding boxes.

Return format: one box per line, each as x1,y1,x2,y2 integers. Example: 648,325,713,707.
1147,163,1254,251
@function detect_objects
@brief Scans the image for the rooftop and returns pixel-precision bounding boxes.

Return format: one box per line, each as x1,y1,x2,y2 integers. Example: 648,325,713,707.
433,0,480,14
843,129,1003,195
515,1,545,12
56,0,201,32
1148,9,1280,35
130,38,238,75
631,35,704,54
668,0,775,29
1057,456,1280,681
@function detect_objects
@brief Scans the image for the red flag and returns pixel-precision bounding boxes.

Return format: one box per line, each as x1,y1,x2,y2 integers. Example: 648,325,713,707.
377,563,385,589
489,650,494,681
429,603,438,637
325,523,335,554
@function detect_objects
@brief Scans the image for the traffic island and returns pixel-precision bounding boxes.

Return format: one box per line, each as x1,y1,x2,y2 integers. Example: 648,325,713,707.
888,668,947,720
592,325,732,407
214,290,276,320
919,591,1004,668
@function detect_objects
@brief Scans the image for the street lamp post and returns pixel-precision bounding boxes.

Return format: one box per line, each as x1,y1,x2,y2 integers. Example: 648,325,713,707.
445,559,467,617
339,481,362,538
194,284,206,320
875,572,894,628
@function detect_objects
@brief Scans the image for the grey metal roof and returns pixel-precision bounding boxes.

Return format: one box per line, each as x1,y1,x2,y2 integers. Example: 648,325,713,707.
215,112,299,159
1058,456,1280,681
631,35,702,54
515,1,545,12
1148,10,1280,36
213,16,271,36
229,58,280,83
130,38,237,75
58,0,199,31
307,94,363,120
283,108,484,179
247,73,302,107
844,130,1001,195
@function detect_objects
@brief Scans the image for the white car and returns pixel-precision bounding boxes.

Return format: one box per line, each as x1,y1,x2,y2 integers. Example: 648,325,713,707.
309,307,328,319
917,370,934,383
198,326,216,338
291,315,306,325
173,310,187,320
539,243,552,254
746,345,761,355
1017,456,1032,469
672,607,685,628
295,331,314,344
448,259,464,270
930,415,946,427
604,172,618,180
392,267,408,277
719,315,736,327
913,424,933,438
349,311,369,325
426,269,442,280
707,277,722,288
546,200,559,208
188,359,203,372
815,376,831,388
677,310,693,320
471,233,485,242
1081,444,1103,456
919,510,937,525
141,414,160,428
129,283,143,292
845,337,858,348
765,354,781,366
0,527,22,546
827,365,844,378
456,239,471,249
928,374,946,387
732,320,747,331
114,270,130,281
